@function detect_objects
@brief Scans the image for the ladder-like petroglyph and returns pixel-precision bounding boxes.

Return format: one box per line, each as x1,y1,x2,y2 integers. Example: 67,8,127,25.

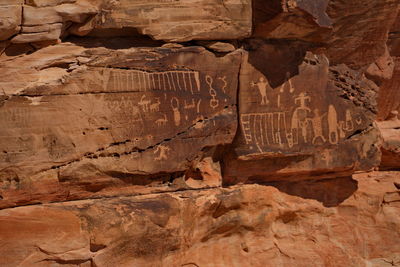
105,69,201,94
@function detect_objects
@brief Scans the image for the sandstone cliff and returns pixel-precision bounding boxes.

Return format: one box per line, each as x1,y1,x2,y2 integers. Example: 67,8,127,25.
0,0,399,266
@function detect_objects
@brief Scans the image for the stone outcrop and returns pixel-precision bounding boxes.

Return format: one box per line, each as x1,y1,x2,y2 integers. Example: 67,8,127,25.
0,0,399,266
377,111,400,170
0,0,251,45
0,42,240,208
0,171,399,267
224,41,380,183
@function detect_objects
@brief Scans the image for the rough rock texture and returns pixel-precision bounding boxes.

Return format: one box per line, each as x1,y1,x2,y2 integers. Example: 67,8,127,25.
0,42,239,208
377,12,400,120
224,41,380,183
0,0,251,45
377,112,400,170
0,171,399,267
1,0,400,266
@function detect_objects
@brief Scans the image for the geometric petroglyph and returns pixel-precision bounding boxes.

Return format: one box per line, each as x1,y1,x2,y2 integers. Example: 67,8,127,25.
241,92,360,152
106,69,201,94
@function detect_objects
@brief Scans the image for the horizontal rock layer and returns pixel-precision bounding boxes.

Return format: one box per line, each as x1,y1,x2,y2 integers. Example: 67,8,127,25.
0,171,399,266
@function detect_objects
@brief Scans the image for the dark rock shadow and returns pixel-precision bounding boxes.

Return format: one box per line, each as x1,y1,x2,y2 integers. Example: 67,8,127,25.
260,176,358,207
244,38,317,88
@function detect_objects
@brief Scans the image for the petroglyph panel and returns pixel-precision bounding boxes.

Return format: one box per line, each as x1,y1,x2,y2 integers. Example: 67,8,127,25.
0,46,241,208
235,49,377,160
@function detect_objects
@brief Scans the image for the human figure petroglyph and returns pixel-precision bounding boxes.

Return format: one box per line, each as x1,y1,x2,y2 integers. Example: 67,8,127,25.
138,95,151,112
294,92,311,111
308,109,327,144
171,97,181,126
154,145,170,160
206,75,219,109
150,98,161,112
155,114,168,126
291,93,311,143
251,77,269,105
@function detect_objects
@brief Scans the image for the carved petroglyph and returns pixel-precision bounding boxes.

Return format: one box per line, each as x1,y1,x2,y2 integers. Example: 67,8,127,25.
105,69,200,94
240,112,289,152
241,90,362,151
154,145,170,160
206,75,219,109
308,109,327,144
328,105,339,145
292,93,311,143
218,76,228,102
251,77,269,105
171,97,181,126
344,109,354,131
218,76,227,94
155,114,168,126
138,95,151,112
150,98,161,112
196,99,202,113
184,99,196,110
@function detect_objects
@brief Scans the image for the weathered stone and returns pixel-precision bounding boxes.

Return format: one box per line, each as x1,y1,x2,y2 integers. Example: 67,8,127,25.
377,111,400,170
325,0,399,68
92,0,252,42
223,41,380,183
0,171,399,266
11,24,63,43
377,13,400,120
0,43,241,208
23,5,63,26
0,5,22,41
253,0,332,42
25,0,76,7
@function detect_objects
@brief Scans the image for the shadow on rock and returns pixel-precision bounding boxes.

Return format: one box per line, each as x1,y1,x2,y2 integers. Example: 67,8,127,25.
261,176,358,207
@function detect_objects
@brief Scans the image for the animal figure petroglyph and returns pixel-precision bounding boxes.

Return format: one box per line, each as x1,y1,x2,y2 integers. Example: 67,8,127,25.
150,98,161,112
138,95,151,112
155,114,168,126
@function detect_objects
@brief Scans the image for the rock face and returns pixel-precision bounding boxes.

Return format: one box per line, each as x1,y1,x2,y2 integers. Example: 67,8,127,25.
0,43,240,208
0,171,399,267
224,42,380,183
0,0,251,44
377,112,400,170
0,0,399,266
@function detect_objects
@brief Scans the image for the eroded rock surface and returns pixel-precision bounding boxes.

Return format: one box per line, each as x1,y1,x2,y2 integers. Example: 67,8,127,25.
0,43,240,208
224,42,380,183
0,0,251,45
0,171,399,267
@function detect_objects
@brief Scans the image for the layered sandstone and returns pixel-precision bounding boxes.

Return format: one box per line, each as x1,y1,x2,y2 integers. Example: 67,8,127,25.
0,171,399,267
0,0,399,266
